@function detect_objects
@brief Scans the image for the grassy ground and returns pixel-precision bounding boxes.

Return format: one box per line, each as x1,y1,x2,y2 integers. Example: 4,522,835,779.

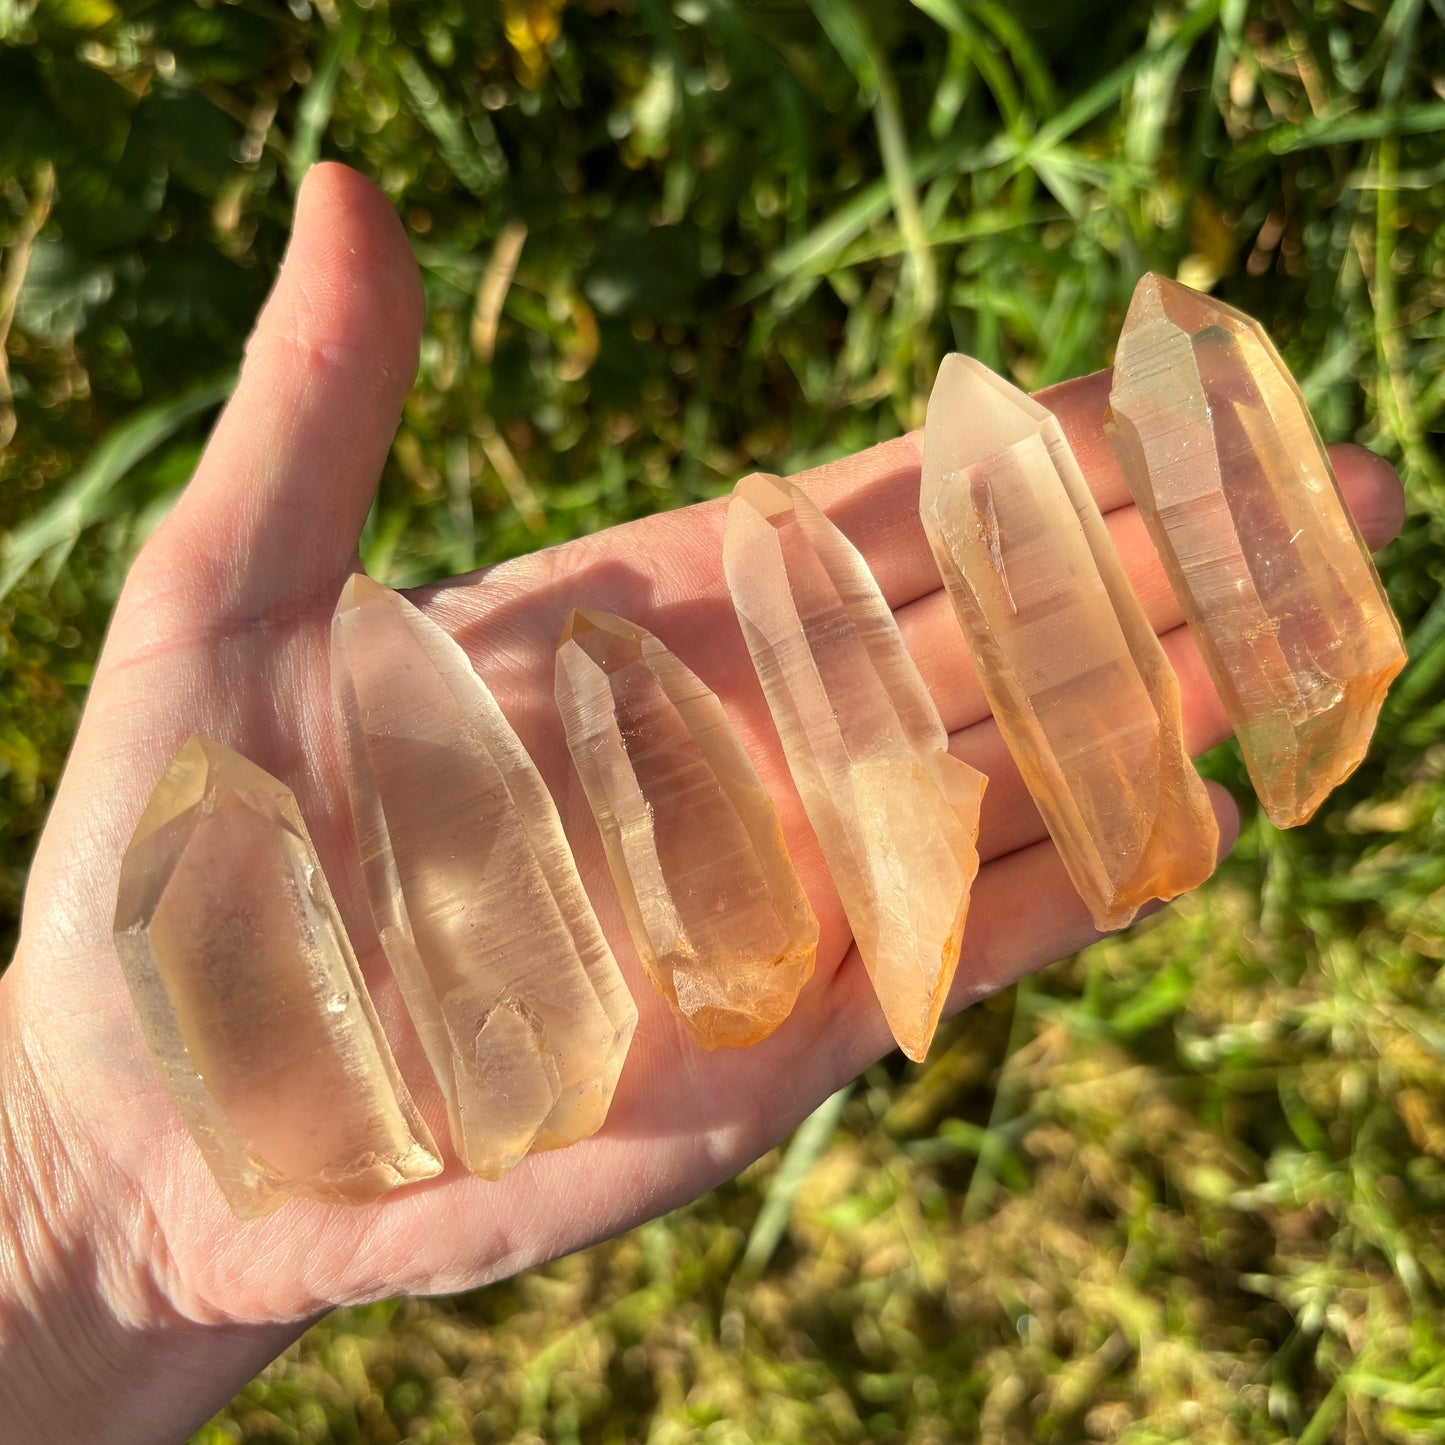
3,1,1444,1440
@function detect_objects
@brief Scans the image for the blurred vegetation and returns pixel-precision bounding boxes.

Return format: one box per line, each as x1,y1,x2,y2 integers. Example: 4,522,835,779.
3,0,1445,1440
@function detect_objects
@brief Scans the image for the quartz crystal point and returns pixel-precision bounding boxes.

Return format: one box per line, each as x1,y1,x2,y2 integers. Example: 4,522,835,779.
332,576,637,1180
113,736,442,1219
555,607,818,1049
1107,274,1406,827
921,354,1219,932
723,474,986,1063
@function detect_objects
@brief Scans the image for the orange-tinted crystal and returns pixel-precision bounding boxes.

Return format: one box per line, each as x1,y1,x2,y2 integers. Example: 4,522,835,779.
921,355,1218,931
1108,275,1406,826
556,607,818,1048
113,736,441,1218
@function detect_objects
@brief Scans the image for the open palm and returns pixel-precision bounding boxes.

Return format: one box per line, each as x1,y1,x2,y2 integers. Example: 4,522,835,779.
4,165,1406,1432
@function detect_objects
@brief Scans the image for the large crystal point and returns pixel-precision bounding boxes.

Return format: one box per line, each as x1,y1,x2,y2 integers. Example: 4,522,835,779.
555,607,818,1049
921,354,1219,932
113,736,442,1219
1107,274,1406,827
332,576,637,1180
723,475,986,1063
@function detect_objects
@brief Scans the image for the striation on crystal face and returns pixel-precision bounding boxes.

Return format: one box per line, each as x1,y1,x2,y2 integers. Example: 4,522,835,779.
113,736,442,1219
555,607,818,1049
920,354,1219,932
1107,274,1406,828
332,575,638,1179
723,474,986,1063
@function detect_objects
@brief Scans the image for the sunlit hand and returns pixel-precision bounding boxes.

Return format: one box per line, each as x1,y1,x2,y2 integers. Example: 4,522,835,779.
0,164,1406,1444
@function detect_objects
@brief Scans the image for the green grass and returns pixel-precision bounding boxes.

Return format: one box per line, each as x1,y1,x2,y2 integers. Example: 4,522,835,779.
4,1,1444,1439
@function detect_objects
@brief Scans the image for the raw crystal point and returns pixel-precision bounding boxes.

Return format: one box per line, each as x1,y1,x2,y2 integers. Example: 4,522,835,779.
921,354,1219,931
555,607,818,1049
1107,274,1406,827
113,736,442,1219
723,474,986,1063
332,575,637,1179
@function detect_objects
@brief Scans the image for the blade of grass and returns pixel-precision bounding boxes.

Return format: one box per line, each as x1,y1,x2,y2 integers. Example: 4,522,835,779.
970,0,1057,114
287,4,360,188
470,217,527,362
0,163,55,452
808,0,936,318
396,50,507,196
1338,0,1425,98
1369,131,1442,487
733,1082,853,1284
444,431,475,573
1125,4,1206,170
477,422,545,535
740,129,1008,301
805,0,875,95
911,0,1026,134
1389,586,1445,711
1016,0,1221,166
0,372,234,600
962,977,1037,1224
928,32,974,140
823,204,1057,276
1243,100,1445,156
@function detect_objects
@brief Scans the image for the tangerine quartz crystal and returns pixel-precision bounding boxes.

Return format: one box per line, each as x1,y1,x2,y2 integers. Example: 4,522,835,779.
331,576,637,1179
1107,274,1406,827
113,736,442,1218
723,474,986,1063
920,354,1219,932
555,607,818,1048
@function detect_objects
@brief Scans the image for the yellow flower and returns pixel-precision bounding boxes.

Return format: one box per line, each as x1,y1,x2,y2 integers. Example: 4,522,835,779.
502,0,566,88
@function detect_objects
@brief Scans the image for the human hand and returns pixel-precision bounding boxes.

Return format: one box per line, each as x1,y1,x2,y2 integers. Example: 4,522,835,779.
0,163,1407,1442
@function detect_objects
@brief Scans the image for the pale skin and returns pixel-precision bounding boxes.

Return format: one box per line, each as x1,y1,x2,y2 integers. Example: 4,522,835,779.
0,164,1408,1443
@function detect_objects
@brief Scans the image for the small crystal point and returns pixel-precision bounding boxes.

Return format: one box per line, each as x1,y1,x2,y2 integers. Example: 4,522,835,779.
723,474,986,1063
1107,274,1406,827
921,354,1219,932
113,736,442,1219
556,606,819,1049
332,576,638,1179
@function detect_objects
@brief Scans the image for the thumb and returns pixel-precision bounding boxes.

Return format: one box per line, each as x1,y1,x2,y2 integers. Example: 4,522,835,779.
11,165,423,1011
134,162,423,620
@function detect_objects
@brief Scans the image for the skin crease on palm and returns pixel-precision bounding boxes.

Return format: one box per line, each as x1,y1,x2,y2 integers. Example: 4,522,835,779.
0,164,1408,1436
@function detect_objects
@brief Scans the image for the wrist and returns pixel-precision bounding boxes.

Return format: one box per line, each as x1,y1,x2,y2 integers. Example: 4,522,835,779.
0,962,302,1444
